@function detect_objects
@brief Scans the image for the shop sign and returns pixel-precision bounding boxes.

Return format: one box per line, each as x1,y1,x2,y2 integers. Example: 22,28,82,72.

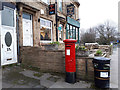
49,4,55,15
67,16,80,28
67,4,75,16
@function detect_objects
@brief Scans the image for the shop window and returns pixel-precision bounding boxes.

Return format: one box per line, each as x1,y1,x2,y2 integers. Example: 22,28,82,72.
2,6,14,27
73,27,76,39
67,24,70,39
66,24,79,42
40,18,52,41
70,25,73,39
59,0,62,12
58,24,63,41
76,28,78,41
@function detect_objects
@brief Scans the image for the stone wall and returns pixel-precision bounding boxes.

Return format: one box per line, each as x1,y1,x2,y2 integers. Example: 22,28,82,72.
76,57,94,81
20,47,65,73
20,47,94,81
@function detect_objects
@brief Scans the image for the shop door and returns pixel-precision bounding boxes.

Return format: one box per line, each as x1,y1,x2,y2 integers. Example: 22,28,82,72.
1,6,17,65
23,13,33,46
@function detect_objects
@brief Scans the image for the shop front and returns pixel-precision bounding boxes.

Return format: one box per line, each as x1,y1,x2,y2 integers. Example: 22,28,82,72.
57,16,67,43
66,16,80,43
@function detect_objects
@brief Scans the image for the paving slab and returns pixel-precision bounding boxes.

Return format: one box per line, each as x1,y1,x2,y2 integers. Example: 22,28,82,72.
49,78,91,88
20,70,41,80
2,82,14,88
40,73,57,88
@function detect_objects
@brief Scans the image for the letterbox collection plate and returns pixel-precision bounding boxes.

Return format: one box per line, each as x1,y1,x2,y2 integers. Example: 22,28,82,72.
100,72,108,78
66,49,70,55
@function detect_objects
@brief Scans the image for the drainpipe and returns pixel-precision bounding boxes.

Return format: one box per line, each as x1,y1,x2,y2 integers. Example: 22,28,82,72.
16,6,20,63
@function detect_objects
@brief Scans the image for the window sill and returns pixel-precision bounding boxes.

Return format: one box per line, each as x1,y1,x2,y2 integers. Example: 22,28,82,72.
59,41,64,43
40,41,52,43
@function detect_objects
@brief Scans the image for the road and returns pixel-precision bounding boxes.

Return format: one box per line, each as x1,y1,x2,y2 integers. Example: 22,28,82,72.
110,45,118,89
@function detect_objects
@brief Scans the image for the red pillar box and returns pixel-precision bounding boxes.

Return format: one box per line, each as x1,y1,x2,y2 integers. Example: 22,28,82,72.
63,39,77,83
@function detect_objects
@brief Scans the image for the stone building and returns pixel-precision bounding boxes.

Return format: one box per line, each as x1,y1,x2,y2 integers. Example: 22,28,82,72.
0,0,80,65
17,0,80,47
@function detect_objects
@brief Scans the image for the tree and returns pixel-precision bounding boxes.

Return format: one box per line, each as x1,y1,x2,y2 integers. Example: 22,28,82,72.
81,27,96,44
95,21,117,45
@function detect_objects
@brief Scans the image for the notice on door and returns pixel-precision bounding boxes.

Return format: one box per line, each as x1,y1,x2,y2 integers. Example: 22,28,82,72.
100,72,108,78
66,49,70,55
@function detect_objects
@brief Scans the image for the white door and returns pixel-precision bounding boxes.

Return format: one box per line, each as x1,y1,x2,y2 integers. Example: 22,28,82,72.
1,6,17,66
23,13,33,46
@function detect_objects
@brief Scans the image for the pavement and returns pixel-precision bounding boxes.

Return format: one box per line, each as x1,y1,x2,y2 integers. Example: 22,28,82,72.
2,65,92,89
118,46,120,90
110,45,118,89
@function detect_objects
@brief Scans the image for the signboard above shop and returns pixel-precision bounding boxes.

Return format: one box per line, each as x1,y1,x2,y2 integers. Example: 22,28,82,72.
67,4,75,16
67,16,80,28
49,4,55,15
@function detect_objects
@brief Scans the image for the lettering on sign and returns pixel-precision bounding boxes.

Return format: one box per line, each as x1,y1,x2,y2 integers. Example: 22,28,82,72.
7,48,11,51
100,72,108,78
67,4,75,16
49,4,55,15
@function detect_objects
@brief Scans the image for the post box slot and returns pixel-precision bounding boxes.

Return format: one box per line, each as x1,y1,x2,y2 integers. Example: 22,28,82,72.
66,45,71,47
66,46,71,47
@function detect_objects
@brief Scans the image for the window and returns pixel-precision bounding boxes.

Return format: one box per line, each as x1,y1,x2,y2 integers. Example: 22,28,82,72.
2,6,14,27
41,0,49,4
59,0,62,12
76,28,78,41
66,24,79,42
58,24,63,41
23,13,32,20
70,25,72,39
66,24,70,39
73,27,75,39
40,18,52,41
5,32,12,47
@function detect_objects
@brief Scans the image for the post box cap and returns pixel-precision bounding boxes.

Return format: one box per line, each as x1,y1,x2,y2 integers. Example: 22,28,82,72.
63,39,77,43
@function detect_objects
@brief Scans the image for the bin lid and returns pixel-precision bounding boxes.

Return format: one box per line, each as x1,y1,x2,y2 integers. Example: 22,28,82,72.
93,57,111,63
63,39,77,43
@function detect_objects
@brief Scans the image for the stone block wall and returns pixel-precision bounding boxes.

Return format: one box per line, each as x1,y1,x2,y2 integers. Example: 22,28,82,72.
76,58,94,81
20,47,65,73
20,47,94,81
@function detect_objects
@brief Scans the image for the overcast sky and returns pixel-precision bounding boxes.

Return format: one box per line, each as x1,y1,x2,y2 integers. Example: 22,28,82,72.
79,0,119,31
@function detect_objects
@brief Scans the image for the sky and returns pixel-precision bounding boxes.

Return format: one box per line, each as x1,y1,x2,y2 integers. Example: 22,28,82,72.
79,0,119,31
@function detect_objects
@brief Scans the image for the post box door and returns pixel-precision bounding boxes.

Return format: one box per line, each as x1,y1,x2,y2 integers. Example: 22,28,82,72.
65,44,76,72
